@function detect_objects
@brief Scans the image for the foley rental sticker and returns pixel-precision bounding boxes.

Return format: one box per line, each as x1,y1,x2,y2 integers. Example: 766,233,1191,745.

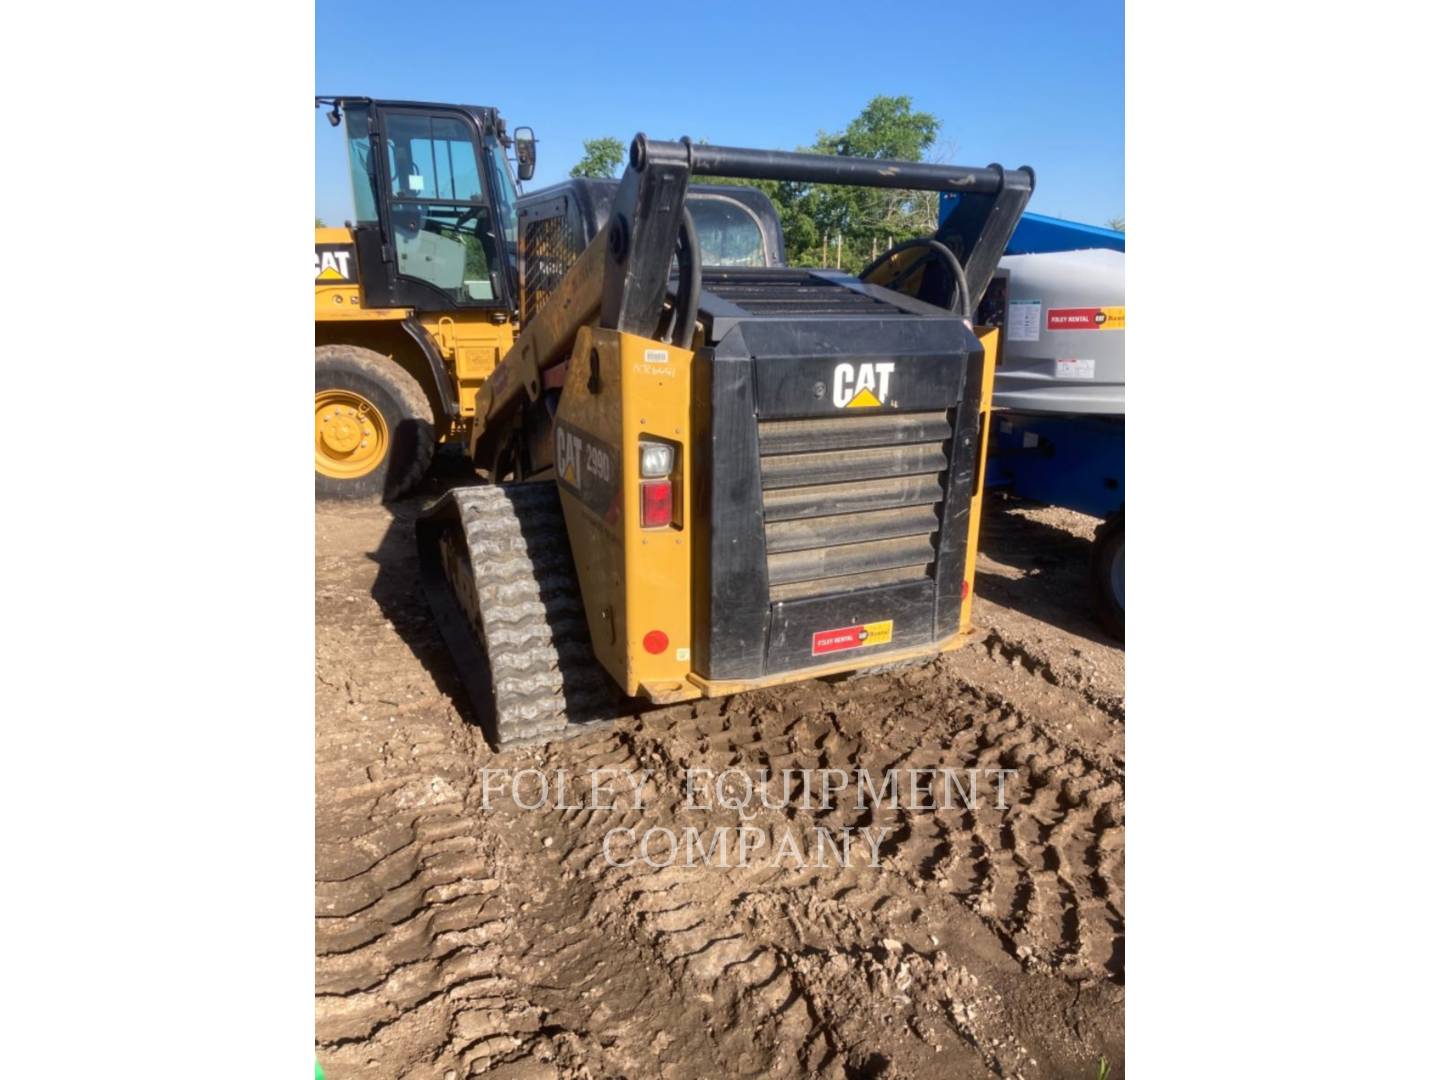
811,619,894,656
1047,305,1125,331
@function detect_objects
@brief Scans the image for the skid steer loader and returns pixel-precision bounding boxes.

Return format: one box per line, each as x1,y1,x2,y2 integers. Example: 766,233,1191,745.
416,135,1034,747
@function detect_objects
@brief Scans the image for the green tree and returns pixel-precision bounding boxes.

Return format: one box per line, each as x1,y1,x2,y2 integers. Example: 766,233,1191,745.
817,95,940,161
696,95,941,271
1106,217,1125,232
582,97,945,271
809,96,941,271
315,217,326,228
571,137,625,179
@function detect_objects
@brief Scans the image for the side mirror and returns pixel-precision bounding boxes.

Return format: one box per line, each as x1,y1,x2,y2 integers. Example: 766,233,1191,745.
513,126,536,182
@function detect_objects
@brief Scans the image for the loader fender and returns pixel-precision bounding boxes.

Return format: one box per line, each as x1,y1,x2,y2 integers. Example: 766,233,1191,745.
401,317,459,420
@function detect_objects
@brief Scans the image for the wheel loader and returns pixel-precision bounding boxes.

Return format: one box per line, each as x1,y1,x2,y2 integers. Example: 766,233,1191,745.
405,133,1034,747
313,97,534,499
314,97,785,499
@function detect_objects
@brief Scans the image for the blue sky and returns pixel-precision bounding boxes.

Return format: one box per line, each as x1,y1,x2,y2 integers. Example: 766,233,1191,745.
316,0,1122,228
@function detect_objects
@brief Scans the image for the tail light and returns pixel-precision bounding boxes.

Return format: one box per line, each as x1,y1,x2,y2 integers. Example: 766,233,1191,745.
641,480,673,527
639,438,680,529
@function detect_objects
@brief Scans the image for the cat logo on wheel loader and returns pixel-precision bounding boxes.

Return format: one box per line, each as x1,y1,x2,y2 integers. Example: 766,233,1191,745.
314,246,354,282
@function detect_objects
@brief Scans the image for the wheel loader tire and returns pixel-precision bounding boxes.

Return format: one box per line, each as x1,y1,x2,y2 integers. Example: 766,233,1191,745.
1091,510,1124,642
315,344,435,501
415,482,624,748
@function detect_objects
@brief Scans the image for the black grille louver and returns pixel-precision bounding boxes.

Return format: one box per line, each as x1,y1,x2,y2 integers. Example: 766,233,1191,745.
698,313,982,681
757,409,954,604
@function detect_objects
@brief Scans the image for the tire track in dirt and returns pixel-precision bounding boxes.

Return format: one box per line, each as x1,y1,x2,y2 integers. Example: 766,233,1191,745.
496,658,1124,1078
315,497,1124,1078
317,511,738,1079
316,557,519,1077
567,668,1117,1077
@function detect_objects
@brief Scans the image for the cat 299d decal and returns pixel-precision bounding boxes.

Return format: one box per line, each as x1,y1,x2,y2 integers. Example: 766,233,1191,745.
555,421,622,525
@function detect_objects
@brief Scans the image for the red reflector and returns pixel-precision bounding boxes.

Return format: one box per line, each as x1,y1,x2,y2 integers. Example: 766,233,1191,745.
643,630,669,655
640,480,672,527
961,579,970,600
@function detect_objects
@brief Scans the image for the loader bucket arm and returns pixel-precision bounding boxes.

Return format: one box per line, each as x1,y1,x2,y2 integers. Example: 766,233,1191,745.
468,137,699,467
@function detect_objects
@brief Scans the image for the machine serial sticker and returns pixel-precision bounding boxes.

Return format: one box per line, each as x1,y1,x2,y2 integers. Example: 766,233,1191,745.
1055,358,1096,380
555,421,621,525
634,347,676,378
812,619,894,656
1006,299,1042,342
1047,306,1125,331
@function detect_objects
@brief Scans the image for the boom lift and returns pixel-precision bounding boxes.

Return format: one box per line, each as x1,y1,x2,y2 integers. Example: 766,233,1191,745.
414,135,1034,746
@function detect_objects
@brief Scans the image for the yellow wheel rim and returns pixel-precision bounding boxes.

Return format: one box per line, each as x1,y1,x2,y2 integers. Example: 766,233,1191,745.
315,389,388,479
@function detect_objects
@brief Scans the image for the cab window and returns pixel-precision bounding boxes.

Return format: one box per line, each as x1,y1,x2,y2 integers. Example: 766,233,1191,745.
386,114,484,200
381,112,500,304
485,136,518,246
689,196,767,267
343,105,378,223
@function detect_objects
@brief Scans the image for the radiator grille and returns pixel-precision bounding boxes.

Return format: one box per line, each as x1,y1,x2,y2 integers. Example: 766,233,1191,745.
520,213,581,328
759,410,953,603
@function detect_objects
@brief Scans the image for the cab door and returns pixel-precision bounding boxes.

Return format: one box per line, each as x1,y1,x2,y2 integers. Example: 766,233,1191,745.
347,104,513,315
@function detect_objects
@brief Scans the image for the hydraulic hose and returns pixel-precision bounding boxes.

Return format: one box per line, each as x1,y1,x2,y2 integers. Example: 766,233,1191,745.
859,237,971,318
663,207,701,346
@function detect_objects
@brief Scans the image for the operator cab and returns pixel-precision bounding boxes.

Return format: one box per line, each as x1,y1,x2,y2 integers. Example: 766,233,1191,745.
319,97,533,314
513,177,785,328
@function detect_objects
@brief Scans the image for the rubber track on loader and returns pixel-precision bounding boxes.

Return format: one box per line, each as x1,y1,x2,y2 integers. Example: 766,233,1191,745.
416,483,622,748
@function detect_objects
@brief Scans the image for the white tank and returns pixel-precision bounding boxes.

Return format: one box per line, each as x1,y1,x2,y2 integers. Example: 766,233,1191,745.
994,249,1124,415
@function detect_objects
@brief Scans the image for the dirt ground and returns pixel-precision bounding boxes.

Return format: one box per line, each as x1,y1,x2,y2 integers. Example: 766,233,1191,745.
315,472,1125,1080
